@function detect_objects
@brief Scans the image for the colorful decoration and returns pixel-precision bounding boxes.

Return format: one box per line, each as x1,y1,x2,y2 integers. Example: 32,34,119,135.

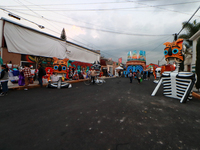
47,57,72,89
151,39,195,103
132,50,137,60
127,50,146,62
138,50,146,61
163,39,185,64
45,67,54,82
53,57,69,74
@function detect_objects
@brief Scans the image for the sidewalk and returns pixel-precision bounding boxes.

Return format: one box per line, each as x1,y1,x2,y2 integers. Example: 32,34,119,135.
8,76,116,90
192,86,200,100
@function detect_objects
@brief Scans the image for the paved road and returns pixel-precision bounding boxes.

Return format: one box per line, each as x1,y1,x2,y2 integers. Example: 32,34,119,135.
0,77,200,150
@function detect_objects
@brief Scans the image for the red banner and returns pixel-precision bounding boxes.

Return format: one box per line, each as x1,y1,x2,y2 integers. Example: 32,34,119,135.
118,57,122,63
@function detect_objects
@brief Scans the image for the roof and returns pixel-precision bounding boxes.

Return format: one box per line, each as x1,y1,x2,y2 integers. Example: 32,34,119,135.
1,17,100,55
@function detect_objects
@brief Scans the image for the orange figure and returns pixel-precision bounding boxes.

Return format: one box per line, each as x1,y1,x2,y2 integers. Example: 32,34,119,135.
163,39,184,64
45,67,54,82
53,57,69,74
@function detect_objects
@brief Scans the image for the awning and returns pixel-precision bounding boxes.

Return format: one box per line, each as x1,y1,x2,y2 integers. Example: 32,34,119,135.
4,22,67,59
3,20,100,63
115,66,123,70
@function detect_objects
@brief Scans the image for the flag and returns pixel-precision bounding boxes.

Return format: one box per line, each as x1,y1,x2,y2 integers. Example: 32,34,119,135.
118,57,122,63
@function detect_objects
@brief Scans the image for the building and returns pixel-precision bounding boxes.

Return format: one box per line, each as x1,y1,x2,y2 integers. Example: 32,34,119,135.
184,47,192,72
189,31,200,73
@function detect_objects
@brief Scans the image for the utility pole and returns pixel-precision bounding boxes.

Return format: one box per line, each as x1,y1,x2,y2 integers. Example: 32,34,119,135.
174,33,178,41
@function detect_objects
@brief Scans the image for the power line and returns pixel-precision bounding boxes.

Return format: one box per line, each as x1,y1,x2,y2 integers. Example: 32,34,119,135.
177,6,200,35
131,1,200,18
0,7,172,37
3,1,200,10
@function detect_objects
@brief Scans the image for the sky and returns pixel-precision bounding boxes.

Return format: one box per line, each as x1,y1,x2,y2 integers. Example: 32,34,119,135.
1,0,200,65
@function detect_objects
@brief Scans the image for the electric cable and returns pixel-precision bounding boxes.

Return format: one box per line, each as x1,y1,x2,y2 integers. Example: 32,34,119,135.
3,1,200,12
0,7,172,37
177,6,200,35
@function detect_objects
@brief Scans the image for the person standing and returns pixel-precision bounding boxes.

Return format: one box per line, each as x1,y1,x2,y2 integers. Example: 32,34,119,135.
0,65,9,96
23,64,31,90
118,70,121,77
38,64,46,87
143,71,147,80
147,69,151,80
90,67,97,84
128,70,133,83
136,70,141,84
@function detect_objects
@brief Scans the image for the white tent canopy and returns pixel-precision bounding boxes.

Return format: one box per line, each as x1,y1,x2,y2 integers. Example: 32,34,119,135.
115,66,123,70
3,20,100,63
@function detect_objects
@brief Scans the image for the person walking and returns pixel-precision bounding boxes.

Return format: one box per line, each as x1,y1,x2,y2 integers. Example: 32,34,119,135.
0,65,9,96
136,70,141,84
23,64,31,90
128,70,133,83
38,64,46,87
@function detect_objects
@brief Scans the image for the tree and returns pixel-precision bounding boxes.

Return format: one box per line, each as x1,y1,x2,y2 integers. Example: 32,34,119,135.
60,28,67,41
179,20,200,46
178,20,200,90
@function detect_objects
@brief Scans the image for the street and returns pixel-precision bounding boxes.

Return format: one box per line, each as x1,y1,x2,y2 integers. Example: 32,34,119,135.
0,77,200,150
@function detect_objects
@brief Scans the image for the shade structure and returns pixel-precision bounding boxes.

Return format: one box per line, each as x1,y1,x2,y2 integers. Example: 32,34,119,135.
2,19,100,63
115,66,123,70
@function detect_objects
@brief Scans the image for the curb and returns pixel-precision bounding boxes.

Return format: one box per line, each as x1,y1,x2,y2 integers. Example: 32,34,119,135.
192,92,200,100
8,77,115,90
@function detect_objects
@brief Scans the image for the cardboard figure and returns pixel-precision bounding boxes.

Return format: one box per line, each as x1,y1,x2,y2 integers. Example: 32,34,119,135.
151,39,195,103
47,57,72,89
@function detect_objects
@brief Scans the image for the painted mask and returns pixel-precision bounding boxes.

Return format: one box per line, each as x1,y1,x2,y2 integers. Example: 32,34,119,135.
53,57,69,74
163,39,184,63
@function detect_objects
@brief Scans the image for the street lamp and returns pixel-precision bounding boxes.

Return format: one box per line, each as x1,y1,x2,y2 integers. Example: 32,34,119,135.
3,8,45,29
8,13,20,20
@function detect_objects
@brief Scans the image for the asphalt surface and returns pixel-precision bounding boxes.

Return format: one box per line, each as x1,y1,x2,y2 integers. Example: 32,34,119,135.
0,77,200,150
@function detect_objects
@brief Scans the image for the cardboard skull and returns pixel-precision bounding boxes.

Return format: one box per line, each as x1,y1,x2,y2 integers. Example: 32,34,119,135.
53,57,69,74
163,39,184,64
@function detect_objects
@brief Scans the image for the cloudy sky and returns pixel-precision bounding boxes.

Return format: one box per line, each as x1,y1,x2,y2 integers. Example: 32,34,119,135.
1,0,200,64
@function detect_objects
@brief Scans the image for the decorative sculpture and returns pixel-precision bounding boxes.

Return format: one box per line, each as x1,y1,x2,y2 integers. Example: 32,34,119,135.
47,57,72,89
45,67,54,82
151,39,195,103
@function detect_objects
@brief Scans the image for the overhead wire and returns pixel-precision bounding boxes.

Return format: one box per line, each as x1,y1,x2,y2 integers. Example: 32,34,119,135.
0,0,161,7
4,1,200,15
0,7,173,37
1,0,195,62
177,6,200,35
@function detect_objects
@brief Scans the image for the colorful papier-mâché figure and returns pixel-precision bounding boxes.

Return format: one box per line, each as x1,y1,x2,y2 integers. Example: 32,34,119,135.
163,39,185,64
152,39,195,103
53,57,69,74
47,57,72,89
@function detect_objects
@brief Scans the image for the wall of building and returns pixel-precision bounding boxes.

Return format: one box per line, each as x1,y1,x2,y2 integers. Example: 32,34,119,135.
2,48,21,65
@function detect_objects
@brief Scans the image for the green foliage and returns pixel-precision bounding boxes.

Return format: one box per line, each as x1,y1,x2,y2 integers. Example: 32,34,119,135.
179,20,200,47
60,28,66,41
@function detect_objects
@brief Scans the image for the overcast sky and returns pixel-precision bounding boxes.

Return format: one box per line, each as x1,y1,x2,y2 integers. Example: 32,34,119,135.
1,0,200,65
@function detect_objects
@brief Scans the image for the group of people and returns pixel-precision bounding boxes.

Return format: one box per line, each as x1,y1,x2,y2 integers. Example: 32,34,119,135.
0,64,46,96
128,70,151,84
